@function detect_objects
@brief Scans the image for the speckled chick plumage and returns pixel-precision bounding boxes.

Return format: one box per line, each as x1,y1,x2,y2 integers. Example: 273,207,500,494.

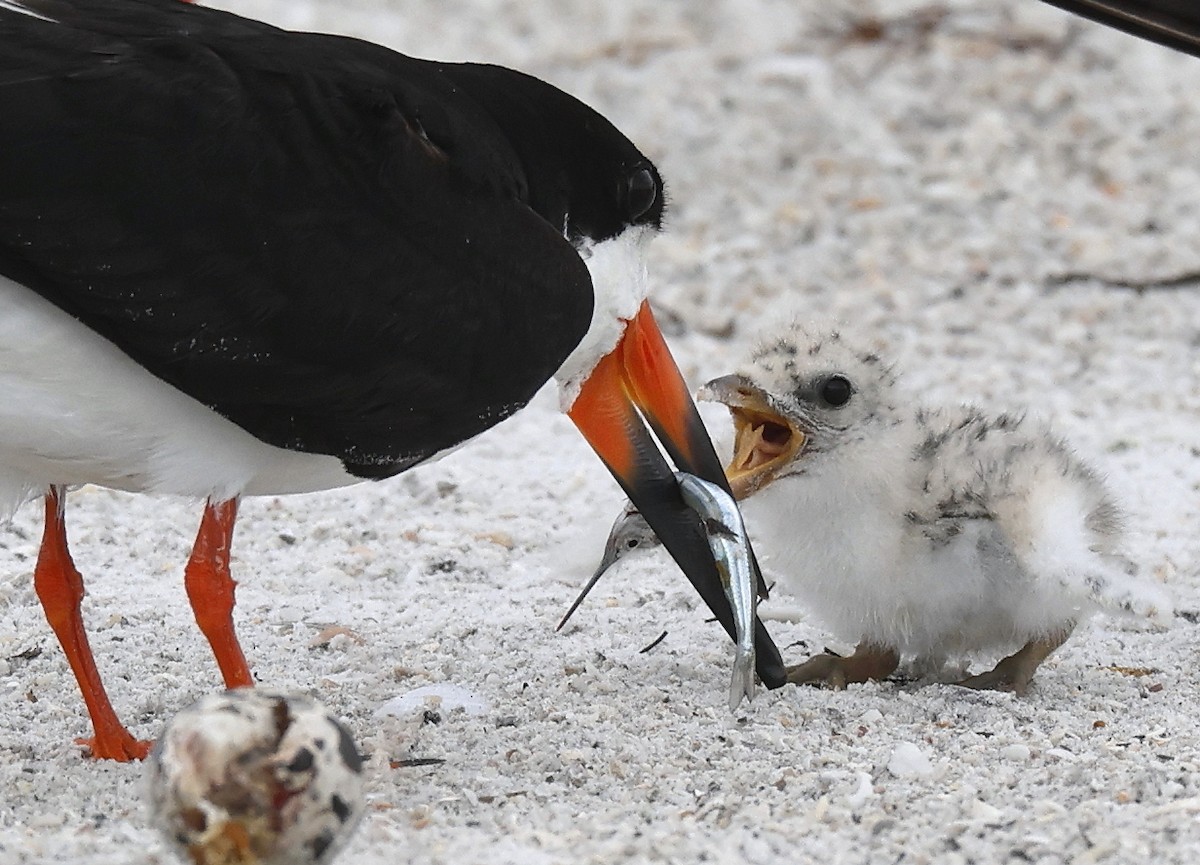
705,323,1170,674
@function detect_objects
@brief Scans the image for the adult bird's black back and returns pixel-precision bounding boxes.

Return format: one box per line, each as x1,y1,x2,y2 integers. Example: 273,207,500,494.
0,0,785,760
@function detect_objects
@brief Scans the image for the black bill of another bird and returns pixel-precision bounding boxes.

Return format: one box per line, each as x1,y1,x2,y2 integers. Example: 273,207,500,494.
1039,0,1200,57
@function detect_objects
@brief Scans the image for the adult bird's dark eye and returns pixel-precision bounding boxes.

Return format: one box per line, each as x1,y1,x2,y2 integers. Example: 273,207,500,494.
627,168,657,221
820,375,853,407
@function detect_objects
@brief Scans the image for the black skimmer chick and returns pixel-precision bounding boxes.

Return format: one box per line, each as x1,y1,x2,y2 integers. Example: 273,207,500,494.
700,323,1171,695
0,0,783,759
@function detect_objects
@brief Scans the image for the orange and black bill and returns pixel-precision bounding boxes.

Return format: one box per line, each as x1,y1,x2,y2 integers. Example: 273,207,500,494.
569,301,785,689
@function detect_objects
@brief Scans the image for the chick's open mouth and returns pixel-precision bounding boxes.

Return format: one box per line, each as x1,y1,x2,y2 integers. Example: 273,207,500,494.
726,405,806,499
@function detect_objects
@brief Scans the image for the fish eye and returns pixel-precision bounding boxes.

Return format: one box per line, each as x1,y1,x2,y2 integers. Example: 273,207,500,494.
819,374,853,407
627,167,658,222
625,538,640,550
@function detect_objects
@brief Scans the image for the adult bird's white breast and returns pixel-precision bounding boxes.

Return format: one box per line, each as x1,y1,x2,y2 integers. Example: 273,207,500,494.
0,274,358,515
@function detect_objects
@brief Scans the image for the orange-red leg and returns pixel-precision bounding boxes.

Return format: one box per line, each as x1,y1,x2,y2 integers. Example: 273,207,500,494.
33,486,151,761
184,498,253,689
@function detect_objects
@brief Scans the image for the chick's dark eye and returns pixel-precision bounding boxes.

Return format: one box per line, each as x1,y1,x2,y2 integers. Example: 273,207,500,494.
627,167,658,221
820,374,853,407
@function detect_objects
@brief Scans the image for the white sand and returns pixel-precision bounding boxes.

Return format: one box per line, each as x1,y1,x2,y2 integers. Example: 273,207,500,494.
2,1,1200,862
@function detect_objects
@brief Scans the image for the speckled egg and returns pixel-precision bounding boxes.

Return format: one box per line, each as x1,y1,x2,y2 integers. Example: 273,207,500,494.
146,689,365,865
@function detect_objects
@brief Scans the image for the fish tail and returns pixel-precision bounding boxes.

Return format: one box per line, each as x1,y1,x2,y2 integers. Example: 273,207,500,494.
728,652,756,711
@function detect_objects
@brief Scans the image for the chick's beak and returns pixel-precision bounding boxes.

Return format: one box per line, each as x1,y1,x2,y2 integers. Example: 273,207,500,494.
698,375,807,500
568,301,785,689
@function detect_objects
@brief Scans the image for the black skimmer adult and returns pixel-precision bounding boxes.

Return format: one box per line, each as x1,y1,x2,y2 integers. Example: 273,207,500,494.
0,0,785,760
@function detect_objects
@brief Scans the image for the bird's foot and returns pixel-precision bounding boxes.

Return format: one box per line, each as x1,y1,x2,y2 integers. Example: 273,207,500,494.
76,731,153,762
956,632,1070,698
785,643,899,689
957,666,1030,696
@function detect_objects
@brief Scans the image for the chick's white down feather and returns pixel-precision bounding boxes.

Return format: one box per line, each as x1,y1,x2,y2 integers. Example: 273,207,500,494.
724,324,1170,668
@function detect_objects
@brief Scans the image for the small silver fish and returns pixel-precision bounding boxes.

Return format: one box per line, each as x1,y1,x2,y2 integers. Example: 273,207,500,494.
674,472,757,711
556,501,658,632
561,478,760,709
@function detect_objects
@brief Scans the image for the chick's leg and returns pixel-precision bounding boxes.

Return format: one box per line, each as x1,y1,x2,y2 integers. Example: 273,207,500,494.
786,641,899,689
957,628,1072,697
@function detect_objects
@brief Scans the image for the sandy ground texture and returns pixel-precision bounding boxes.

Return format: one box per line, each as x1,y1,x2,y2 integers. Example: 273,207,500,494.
2,0,1200,862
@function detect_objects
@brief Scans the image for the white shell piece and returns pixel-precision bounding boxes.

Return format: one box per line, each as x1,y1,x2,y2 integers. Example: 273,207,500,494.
374,683,491,719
